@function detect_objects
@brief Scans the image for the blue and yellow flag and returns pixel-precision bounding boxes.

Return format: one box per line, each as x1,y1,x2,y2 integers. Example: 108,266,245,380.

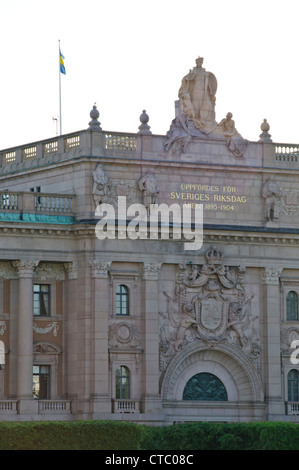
60,49,66,75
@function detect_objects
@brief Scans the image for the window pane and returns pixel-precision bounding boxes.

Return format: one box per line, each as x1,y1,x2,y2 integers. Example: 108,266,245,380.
183,373,228,401
288,369,299,401
32,365,50,399
33,284,50,316
116,285,129,315
287,291,298,321
115,366,130,399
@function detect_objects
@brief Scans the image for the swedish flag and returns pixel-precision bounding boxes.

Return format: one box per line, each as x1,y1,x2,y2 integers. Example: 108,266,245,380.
60,49,66,75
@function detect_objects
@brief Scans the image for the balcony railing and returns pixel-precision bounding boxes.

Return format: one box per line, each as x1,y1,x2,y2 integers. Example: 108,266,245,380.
38,400,71,413
286,402,299,415
0,191,75,215
105,133,137,152
275,144,299,162
0,400,72,416
0,400,18,412
112,399,140,413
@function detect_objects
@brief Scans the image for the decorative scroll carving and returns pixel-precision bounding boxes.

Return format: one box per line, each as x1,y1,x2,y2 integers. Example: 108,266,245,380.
159,246,259,373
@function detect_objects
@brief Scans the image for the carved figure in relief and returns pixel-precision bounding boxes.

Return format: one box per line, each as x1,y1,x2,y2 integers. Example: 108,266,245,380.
92,164,111,206
138,169,159,212
179,57,217,132
174,302,198,351
262,177,281,221
228,297,252,347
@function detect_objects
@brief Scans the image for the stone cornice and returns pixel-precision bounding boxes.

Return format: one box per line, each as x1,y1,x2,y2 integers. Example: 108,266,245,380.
2,222,299,245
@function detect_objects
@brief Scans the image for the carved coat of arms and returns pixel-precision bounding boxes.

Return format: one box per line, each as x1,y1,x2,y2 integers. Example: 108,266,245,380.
159,246,260,373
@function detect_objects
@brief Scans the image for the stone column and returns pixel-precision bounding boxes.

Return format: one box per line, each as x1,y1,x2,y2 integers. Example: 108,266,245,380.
13,260,39,412
141,262,163,414
89,259,111,414
261,266,284,417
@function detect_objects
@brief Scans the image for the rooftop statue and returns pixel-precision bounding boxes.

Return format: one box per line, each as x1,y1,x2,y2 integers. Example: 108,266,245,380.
164,57,248,158
178,56,217,134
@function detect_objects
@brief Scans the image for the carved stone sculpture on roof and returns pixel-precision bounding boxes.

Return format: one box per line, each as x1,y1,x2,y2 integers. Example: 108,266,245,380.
159,246,260,374
164,57,248,158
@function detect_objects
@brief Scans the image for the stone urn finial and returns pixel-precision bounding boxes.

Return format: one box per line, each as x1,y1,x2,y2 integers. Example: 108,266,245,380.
88,103,102,131
259,118,272,142
138,110,152,135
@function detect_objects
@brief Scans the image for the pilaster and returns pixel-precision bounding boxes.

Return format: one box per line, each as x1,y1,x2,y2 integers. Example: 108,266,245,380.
261,266,285,417
89,259,112,414
141,262,163,413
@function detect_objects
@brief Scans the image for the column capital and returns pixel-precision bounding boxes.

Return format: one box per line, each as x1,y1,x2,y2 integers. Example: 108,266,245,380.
12,259,39,278
261,266,283,285
89,259,112,278
64,261,78,280
141,262,162,280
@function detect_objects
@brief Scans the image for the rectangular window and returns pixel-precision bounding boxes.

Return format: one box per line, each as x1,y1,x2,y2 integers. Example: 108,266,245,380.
34,284,50,316
33,365,50,399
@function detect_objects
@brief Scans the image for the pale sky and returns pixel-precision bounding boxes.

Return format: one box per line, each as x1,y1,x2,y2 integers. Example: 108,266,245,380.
1,0,299,149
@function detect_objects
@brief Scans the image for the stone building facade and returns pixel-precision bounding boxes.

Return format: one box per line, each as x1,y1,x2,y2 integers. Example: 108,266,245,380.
0,58,299,423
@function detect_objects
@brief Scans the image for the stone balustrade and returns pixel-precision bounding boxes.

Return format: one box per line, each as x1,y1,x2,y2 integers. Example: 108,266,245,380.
286,402,299,415
1,126,299,174
0,400,18,412
0,400,72,416
0,191,76,224
112,399,140,413
38,400,72,413
275,144,299,162
0,191,75,214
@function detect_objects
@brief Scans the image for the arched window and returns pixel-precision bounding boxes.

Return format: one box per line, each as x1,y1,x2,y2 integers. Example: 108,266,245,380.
183,372,228,401
115,366,130,399
287,291,298,321
116,285,129,316
288,369,299,401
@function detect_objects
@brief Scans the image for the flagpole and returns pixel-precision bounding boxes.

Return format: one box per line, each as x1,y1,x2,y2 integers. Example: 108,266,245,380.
58,40,62,135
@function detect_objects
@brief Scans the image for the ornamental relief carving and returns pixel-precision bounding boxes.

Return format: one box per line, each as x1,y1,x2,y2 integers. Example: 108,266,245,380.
108,322,141,349
159,246,260,373
281,326,299,354
92,164,138,208
34,263,66,281
33,322,59,337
